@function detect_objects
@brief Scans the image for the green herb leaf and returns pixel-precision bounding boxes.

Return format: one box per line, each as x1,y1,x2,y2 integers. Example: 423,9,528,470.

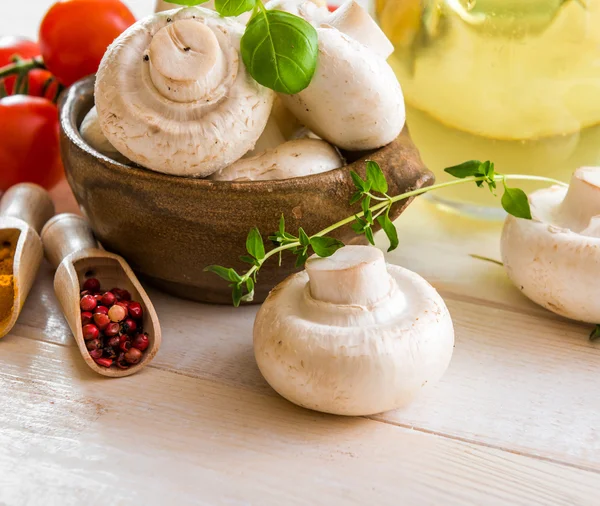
350,171,369,193
215,0,255,16
204,265,242,283
361,195,371,216
590,325,600,341
246,227,265,260
501,181,532,219
365,226,375,245
351,215,367,234
376,210,399,252
295,249,309,267
366,161,388,194
241,278,255,303
278,214,286,236
164,0,210,5
239,255,259,266
232,283,243,307
298,227,310,247
349,191,363,205
310,236,344,257
241,9,318,94
444,160,482,179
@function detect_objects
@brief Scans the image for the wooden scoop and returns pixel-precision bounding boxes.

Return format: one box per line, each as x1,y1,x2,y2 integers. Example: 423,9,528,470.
0,183,55,339
41,213,161,377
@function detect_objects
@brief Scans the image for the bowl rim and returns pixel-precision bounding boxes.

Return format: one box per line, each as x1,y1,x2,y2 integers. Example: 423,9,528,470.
60,75,382,191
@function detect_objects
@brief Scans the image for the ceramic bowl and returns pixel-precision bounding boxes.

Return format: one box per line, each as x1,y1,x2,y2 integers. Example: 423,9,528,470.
59,76,433,304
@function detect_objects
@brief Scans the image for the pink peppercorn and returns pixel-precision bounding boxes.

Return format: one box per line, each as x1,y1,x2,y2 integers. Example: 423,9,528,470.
89,349,103,360
124,347,142,364
105,322,120,337
86,339,102,351
132,333,149,352
82,278,100,292
82,324,99,341
128,302,143,320
108,305,127,322
81,311,93,326
94,358,113,368
101,291,116,307
93,313,111,331
80,295,97,312
122,318,137,334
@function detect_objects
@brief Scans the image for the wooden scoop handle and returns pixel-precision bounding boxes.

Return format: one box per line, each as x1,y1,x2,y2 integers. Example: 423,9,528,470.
41,213,99,268
0,183,55,234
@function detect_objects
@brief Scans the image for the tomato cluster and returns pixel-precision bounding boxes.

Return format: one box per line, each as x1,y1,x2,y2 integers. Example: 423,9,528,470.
0,0,135,192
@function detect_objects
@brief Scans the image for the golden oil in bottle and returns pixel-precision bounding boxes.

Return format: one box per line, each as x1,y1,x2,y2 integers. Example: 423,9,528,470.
377,0,600,217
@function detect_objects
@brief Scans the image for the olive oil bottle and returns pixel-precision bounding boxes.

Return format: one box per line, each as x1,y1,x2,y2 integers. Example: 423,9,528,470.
377,0,600,217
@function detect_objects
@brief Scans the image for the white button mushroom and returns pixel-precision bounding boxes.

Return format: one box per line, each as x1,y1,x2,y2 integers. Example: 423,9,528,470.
254,245,455,416
210,138,343,181
95,8,274,177
278,0,405,151
501,167,600,323
79,107,131,165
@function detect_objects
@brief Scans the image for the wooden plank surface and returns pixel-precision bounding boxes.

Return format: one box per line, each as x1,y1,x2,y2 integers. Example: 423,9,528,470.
3,0,600,503
1,336,598,506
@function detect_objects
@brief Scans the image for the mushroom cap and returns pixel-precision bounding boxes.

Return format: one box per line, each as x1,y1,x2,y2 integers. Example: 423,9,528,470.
254,249,454,416
80,107,131,165
210,139,343,181
501,167,600,323
278,26,405,150
95,7,274,177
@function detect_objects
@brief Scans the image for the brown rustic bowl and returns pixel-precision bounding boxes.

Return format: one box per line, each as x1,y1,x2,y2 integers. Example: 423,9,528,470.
59,76,433,304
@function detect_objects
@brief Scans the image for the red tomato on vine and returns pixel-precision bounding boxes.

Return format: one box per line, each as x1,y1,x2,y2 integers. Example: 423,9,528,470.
0,96,64,191
39,0,136,86
0,36,56,99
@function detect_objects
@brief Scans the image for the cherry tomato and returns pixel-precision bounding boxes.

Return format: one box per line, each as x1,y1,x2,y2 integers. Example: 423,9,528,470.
0,36,58,99
39,0,136,87
0,96,64,191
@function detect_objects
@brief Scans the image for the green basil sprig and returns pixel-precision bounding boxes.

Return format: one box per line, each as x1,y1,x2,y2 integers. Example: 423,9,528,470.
164,0,318,94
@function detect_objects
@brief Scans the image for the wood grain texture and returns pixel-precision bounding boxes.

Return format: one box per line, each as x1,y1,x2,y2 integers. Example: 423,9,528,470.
0,336,598,506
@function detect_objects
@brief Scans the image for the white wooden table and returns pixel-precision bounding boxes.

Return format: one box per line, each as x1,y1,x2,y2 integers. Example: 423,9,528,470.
2,2,600,504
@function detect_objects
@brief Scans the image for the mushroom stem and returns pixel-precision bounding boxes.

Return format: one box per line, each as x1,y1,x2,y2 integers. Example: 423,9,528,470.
147,19,226,103
305,246,393,306
558,167,600,233
323,0,394,59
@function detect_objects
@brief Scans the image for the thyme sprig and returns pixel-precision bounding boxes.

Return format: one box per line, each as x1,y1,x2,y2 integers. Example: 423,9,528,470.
206,160,567,306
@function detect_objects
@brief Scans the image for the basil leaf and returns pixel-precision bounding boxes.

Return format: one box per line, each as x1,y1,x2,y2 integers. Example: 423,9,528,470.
278,213,286,236
376,211,399,252
366,161,388,194
444,160,482,179
501,184,532,219
310,236,344,257
205,265,242,283
350,170,368,193
241,10,318,94
215,0,255,16
590,325,600,342
246,227,265,260
164,0,210,5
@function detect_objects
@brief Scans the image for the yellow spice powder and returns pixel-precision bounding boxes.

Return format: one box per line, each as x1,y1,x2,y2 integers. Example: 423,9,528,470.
0,244,15,323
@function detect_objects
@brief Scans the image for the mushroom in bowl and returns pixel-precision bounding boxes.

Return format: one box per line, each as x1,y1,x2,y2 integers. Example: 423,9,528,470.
501,167,600,323
253,245,455,415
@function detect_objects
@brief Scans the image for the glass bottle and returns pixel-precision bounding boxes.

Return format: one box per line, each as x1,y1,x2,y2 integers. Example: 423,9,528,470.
377,0,600,218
